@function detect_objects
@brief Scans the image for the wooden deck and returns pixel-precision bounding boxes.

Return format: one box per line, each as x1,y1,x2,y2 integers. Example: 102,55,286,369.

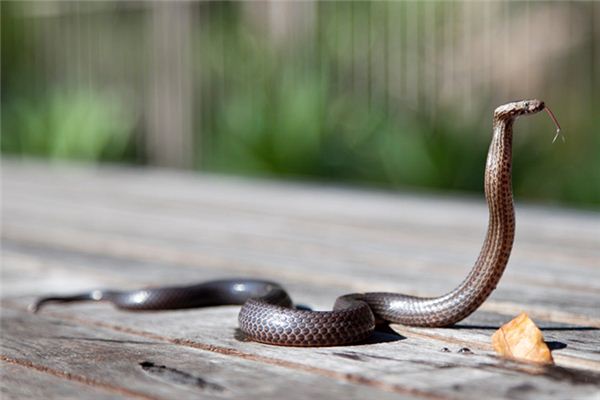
1,160,599,400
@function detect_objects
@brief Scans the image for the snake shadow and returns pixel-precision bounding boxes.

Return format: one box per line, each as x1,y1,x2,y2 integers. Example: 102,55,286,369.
449,324,600,352
362,324,406,345
452,324,598,332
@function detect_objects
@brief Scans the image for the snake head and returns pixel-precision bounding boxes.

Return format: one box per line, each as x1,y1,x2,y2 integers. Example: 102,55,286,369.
494,99,545,120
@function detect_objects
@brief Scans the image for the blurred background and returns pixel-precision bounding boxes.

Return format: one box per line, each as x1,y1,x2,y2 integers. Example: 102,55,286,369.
2,1,599,208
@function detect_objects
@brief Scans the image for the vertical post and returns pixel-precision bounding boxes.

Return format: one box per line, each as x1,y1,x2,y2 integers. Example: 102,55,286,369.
146,1,193,168
590,2,599,110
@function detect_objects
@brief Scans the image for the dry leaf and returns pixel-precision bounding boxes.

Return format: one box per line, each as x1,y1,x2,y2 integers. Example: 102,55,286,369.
492,312,554,364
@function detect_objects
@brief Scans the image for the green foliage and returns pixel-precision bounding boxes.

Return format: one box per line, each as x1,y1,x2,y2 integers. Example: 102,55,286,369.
1,89,136,162
1,2,598,208
206,64,490,194
511,110,600,206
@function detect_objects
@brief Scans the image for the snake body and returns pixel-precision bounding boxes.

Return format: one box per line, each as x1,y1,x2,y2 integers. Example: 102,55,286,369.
32,100,550,346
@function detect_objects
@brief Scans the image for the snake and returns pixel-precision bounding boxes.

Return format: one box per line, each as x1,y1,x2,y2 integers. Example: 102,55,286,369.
31,99,560,347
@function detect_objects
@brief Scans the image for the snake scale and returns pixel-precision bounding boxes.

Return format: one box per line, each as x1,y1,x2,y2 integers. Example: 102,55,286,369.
32,99,560,347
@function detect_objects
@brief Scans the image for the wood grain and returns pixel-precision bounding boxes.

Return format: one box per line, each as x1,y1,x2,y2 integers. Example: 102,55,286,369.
0,363,120,400
1,308,416,400
2,160,599,399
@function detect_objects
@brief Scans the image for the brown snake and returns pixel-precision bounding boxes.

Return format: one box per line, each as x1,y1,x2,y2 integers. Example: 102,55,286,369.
32,99,560,347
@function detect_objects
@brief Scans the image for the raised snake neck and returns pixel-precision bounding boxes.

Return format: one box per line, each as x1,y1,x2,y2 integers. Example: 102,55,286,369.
32,100,552,347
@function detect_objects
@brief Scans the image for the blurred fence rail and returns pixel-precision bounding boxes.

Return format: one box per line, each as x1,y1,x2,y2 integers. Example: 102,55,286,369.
2,1,599,206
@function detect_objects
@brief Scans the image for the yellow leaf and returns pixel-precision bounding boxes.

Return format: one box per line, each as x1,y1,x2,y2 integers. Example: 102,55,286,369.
492,312,554,364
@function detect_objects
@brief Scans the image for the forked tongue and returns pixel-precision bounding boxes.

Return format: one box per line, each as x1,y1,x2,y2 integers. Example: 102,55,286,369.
544,106,563,143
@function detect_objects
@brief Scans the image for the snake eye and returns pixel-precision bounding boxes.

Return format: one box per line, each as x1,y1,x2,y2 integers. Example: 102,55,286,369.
523,101,530,108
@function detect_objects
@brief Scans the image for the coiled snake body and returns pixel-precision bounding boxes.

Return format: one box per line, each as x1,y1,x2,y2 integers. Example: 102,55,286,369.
32,100,557,347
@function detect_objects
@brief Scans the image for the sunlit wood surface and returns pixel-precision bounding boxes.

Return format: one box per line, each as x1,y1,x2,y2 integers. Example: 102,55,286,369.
2,160,599,400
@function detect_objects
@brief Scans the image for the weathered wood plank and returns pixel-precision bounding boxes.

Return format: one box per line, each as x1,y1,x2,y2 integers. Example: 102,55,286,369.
3,225,600,368
3,255,600,399
3,211,599,322
4,300,599,400
4,175,598,263
2,246,599,397
0,363,121,400
2,161,598,248
2,240,599,369
2,161,600,400
3,161,598,280
0,308,416,400
4,189,598,277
